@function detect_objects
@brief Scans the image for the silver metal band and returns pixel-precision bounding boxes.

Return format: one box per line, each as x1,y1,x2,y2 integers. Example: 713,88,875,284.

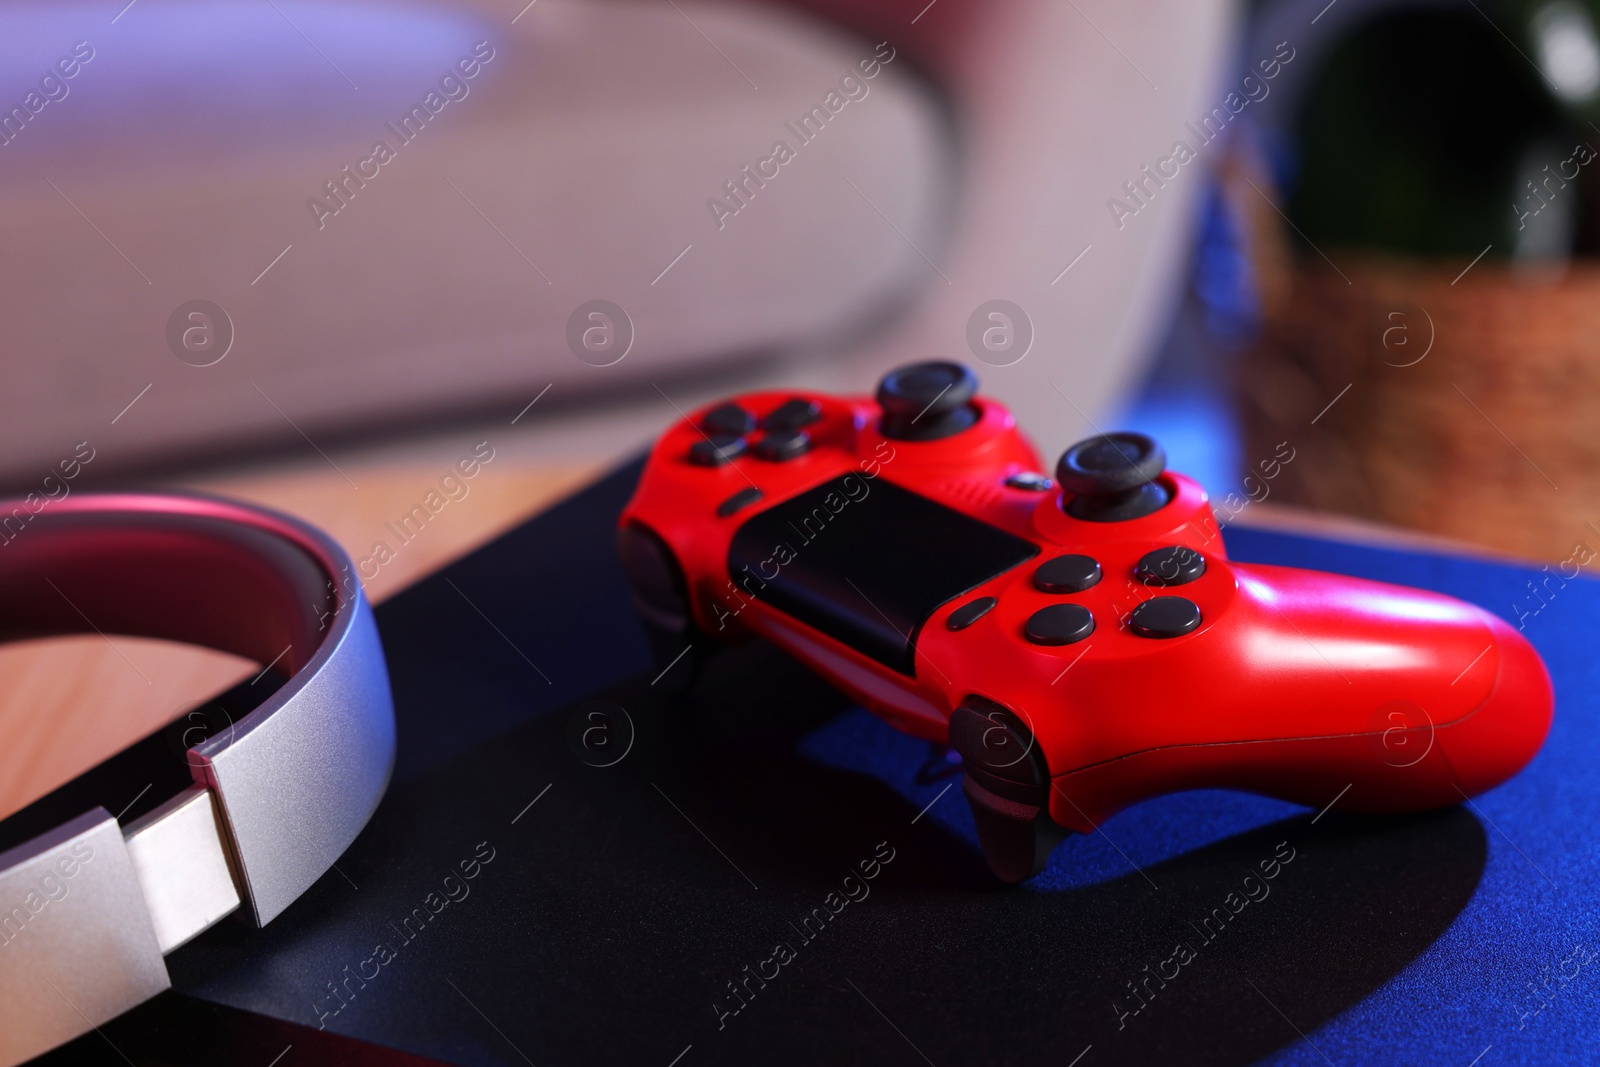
0,493,395,1066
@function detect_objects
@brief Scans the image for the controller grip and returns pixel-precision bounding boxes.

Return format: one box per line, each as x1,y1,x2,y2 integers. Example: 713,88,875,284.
1049,611,1552,831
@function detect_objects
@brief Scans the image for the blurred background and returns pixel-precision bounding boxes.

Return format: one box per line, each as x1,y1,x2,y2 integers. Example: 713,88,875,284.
3,0,1597,816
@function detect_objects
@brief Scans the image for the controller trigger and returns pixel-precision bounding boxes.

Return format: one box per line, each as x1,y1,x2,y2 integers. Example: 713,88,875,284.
947,698,1065,882
960,775,1068,884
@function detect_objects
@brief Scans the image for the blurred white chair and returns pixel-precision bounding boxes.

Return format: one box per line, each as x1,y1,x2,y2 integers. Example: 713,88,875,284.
0,0,1234,479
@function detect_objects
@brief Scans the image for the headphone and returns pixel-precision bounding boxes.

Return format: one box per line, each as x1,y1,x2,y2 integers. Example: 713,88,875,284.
0,493,395,1066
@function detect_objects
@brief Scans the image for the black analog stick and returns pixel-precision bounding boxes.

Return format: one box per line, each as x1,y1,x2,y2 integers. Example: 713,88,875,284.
876,361,980,441
1056,432,1171,521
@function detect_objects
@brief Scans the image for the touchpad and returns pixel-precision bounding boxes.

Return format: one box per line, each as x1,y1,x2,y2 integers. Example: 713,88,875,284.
727,475,1038,675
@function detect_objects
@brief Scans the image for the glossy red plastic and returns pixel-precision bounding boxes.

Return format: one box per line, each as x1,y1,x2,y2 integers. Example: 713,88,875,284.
620,387,1554,841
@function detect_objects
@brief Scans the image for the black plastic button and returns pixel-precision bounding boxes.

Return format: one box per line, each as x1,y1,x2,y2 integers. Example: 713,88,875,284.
763,397,822,432
754,430,812,462
1136,546,1206,586
1033,555,1102,594
1024,604,1094,646
689,433,746,466
876,362,980,441
1005,472,1053,492
1057,432,1170,522
946,597,998,631
703,402,756,437
948,699,1043,783
717,488,764,518
1129,596,1201,638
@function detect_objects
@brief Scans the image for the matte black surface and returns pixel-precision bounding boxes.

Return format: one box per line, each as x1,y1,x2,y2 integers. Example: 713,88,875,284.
1129,596,1202,638
689,433,746,466
79,460,1561,1067
727,475,1039,674
945,596,997,631
1033,554,1103,594
42,993,453,1067
1024,603,1095,646
703,403,756,437
1136,546,1206,586
762,398,821,432
716,487,764,518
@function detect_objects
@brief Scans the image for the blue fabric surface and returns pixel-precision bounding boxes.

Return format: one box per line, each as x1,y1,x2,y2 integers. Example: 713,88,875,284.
800,524,1600,1065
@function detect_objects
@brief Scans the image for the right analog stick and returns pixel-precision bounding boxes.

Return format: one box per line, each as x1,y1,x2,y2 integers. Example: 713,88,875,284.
1056,432,1171,522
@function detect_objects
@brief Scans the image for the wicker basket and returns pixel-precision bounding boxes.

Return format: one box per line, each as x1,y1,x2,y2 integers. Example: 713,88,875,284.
1234,170,1600,562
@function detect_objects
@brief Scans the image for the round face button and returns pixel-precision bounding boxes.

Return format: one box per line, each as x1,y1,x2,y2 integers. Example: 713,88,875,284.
703,402,756,437
754,429,813,461
1034,554,1102,594
689,433,746,466
1024,604,1094,645
1136,546,1205,586
946,596,998,631
1129,596,1201,638
763,397,822,432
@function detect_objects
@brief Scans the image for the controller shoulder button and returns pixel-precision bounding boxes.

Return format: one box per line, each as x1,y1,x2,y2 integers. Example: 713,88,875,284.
1024,604,1094,645
1033,554,1102,594
689,433,747,466
763,397,822,432
703,402,756,437
716,488,764,518
946,596,998,631
1129,596,1202,638
754,429,813,462
947,699,1046,788
1136,546,1206,586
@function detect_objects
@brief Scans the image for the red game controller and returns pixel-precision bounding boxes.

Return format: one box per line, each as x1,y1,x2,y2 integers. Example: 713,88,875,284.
618,362,1554,882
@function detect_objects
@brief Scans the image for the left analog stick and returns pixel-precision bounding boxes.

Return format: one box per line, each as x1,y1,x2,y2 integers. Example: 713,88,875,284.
876,362,980,441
